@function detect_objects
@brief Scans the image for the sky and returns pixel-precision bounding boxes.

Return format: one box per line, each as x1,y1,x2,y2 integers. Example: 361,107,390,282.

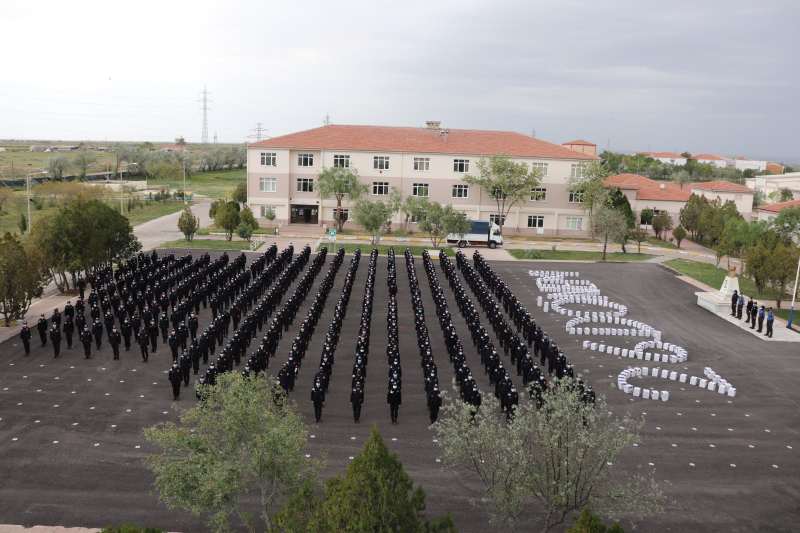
1,0,798,162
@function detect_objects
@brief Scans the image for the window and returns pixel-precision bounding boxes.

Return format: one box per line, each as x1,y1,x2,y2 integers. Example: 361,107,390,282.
569,191,584,203
333,154,350,168
374,156,390,170
413,157,430,171
452,184,469,198
259,177,276,192
260,152,276,166
333,208,349,221
260,206,276,217
298,153,314,167
530,162,548,175
571,163,586,178
489,214,506,226
735,194,743,201
372,182,389,195
492,187,508,200
453,159,470,173
530,187,547,201
412,183,429,197
566,217,583,230
527,215,544,228
297,178,314,193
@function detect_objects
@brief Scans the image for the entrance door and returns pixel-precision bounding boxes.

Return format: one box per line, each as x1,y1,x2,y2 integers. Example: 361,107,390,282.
291,205,318,224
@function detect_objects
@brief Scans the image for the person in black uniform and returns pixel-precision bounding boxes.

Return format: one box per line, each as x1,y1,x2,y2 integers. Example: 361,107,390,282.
63,316,74,349
148,320,159,353
159,313,170,343
180,352,192,387
109,326,122,360
20,321,31,355
428,385,442,424
138,330,149,362
37,314,48,347
80,326,93,359
311,381,326,423
506,385,519,422
350,382,364,423
121,319,132,351
168,362,182,400
466,386,481,423
387,383,402,424
49,325,62,358
92,319,104,349
730,290,738,316
196,375,208,401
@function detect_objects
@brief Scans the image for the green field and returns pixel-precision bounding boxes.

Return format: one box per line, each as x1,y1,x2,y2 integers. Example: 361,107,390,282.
0,147,119,179
157,238,257,250
508,249,655,261
196,224,277,236
662,259,792,304
139,169,245,198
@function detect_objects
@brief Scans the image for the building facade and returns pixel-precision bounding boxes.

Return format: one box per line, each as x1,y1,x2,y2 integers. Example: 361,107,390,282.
561,139,597,156
246,124,599,236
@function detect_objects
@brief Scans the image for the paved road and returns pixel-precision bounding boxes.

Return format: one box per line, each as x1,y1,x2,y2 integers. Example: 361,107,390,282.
0,249,797,532
135,201,214,250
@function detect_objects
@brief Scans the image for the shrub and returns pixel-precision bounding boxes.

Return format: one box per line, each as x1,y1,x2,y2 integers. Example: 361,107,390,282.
236,222,253,241
394,228,408,237
101,525,164,533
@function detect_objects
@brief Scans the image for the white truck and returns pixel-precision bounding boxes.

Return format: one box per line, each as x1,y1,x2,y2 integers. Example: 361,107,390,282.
446,220,503,249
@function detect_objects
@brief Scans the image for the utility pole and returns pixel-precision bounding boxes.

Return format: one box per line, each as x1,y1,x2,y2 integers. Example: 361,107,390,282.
250,123,267,142
198,86,213,152
531,128,536,138
323,112,332,126
213,131,218,149
26,163,31,234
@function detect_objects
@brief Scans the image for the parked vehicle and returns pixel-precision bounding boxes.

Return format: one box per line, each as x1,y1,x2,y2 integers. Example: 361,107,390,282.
446,220,503,249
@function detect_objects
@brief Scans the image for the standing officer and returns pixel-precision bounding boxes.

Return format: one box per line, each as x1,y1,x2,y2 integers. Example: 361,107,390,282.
350,382,364,424
180,351,192,387
506,385,519,422
37,314,48,347
730,290,738,316
20,321,31,355
80,326,93,359
757,305,766,333
168,361,183,400
766,307,774,338
427,384,442,425
311,381,326,423
49,324,62,358
148,320,159,353
63,316,74,349
121,319,132,351
387,383,402,425
109,326,122,360
138,329,150,362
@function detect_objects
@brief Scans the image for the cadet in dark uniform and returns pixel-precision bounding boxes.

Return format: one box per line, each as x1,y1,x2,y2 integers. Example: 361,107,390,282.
168,362,182,400
121,319,132,351
63,316,74,349
766,307,774,338
109,326,122,360
428,385,442,424
20,321,31,355
92,319,104,349
37,314,48,347
49,325,62,358
180,352,191,387
506,385,519,422
196,375,207,401
311,381,325,423
148,320,159,352
350,382,364,423
387,383,402,425
80,326,93,359
730,290,738,316
138,330,149,362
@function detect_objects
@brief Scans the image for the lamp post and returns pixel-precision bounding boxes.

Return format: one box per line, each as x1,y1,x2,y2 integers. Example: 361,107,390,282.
786,256,800,328
120,162,124,214
26,163,31,234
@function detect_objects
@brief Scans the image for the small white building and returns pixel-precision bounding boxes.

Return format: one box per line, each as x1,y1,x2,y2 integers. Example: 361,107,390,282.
690,154,727,168
732,157,767,172
746,172,800,202
636,152,688,166
754,198,800,223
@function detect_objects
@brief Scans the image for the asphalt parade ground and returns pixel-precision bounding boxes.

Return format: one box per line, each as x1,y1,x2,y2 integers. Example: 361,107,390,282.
0,247,797,533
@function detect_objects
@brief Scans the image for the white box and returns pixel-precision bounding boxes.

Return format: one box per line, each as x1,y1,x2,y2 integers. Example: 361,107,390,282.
591,343,598,350
661,391,669,401
622,349,629,357
642,367,649,376
699,379,708,388
633,387,641,397
661,370,669,379
642,389,651,399
708,382,717,391
690,376,698,385
624,384,634,394
718,385,728,394
614,347,621,355
679,374,687,383
670,371,677,380
582,341,590,348
728,387,737,397
651,390,660,400
645,352,652,361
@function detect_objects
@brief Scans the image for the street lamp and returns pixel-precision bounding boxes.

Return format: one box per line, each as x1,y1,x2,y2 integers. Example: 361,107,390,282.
26,163,31,234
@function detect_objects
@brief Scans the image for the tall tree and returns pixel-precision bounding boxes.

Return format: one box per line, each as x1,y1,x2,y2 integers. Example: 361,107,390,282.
604,187,636,229
46,153,71,181
177,207,200,242
351,199,391,246
316,165,369,232
144,372,322,533
231,181,248,207
433,380,665,533
651,212,674,240
773,204,800,242
671,169,692,190
679,194,707,239
593,208,629,260
766,243,799,309
175,136,187,147
72,149,98,180
0,233,50,326
214,201,241,241
415,200,472,249
565,161,611,239
463,153,543,235
239,206,260,231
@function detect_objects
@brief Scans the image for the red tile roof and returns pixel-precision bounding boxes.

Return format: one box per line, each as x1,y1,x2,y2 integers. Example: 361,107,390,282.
690,154,725,161
757,199,800,213
249,125,599,160
691,181,754,193
605,174,691,201
563,139,596,146
647,152,685,159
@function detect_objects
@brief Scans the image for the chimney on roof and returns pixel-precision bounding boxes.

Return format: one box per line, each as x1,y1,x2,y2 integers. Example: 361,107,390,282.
426,121,441,129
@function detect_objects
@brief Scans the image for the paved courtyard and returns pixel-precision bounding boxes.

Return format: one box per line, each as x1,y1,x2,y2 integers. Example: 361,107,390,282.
0,249,797,532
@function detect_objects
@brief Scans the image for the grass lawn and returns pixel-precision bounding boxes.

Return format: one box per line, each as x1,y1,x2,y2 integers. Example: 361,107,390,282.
662,259,792,304
197,224,276,236
645,237,680,250
334,243,453,257
137,169,245,198
156,238,256,250
126,201,188,226
508,249,655,262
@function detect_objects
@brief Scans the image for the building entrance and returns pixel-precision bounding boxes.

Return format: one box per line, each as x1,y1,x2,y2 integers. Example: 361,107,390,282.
290,205,318,224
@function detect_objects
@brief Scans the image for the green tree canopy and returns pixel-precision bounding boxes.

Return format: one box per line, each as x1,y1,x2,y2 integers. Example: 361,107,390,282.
215,201,241,241
679,194,707,238
239,206,260,231
414,199,472,248
316,165,369,232
593,208,629,260
670,169,692,190
0,233,50,326
651,212,674,240
773,204,800,242
566,162,612,239
351,199,391,246
46,153,71,181
231,181,248,206
604,187,636,229
143,372,322,533
72,149,98,180
177,207,200,243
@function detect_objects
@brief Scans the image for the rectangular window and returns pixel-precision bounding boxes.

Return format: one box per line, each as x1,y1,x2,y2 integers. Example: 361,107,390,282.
297,178,314,193
571,163,586,178
298,153,314,167
260,206,276,217
530,162,548,175
372,182,389,195
527,215,545,228
333,154,350,168
453,159,470,173
413,157,430,171
530,187,547,201
569,191,584,203
412,183,429,197
333,208,349,221
452,184,469,198
374,156,390,170
260,152,276,166
259,177,276,192
489,214,506,226
492,187,508,200
566,217,583,230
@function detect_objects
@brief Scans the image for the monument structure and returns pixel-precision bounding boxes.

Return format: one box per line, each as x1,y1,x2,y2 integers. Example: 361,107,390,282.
696,266,740,314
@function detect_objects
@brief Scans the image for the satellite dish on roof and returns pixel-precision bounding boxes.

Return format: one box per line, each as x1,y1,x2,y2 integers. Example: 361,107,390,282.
660,184,665,189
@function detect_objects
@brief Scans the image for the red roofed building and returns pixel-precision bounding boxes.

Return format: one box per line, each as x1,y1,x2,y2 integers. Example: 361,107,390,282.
756,199,800,223
766,162,785,175
247,123,600,235
689,154,727,168
562,139,597,156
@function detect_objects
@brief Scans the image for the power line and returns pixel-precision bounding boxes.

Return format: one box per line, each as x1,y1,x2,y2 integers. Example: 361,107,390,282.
323,112,332,126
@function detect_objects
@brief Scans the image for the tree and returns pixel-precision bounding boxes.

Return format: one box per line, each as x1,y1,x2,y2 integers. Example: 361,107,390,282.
765,243,799,308
604,187,636,230
46,154,71,181
778,188,794,203
639,208,654,230
209,200,221,219
463,153,543,235
743,231,780,297
232,181,248,207
565,162,612,239
240,206,260,231
214,202,241,241
175,136,186,147
71,149,98,180
433,380,665,533
0,188,13,214
651,213,673,240
415,200,472,249
566,508,625,533
679,194,707,239
398,195,422,233
265,208,277,228
351,199,391,247
177,207,200,242
140,141,155,151
671,169,691,190
629,228,649,253
593,208,628,260
143,372,322,533
773,204,800,242
316,165,369,232
17,213,26,234
672,226,687,248
236,223,254,241
271,424,456,533
384,186,406,233
680,151,692,159
148,160,182,192
0,233,50,326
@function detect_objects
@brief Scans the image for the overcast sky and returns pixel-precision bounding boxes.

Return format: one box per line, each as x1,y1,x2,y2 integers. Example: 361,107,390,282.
2,0,798,161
